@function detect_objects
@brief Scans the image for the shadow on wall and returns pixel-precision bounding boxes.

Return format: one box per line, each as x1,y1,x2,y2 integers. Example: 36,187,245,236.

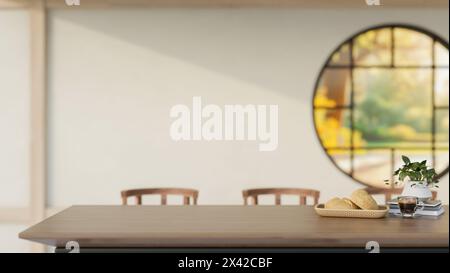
48,9,358,102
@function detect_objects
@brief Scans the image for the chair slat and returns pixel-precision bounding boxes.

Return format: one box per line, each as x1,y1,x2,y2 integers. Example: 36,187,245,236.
242,188,320,206
363,187,438,204
275,194,281,205
121,188,198,206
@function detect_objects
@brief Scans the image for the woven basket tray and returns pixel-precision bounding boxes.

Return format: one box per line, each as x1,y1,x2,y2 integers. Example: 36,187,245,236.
314,204,389,219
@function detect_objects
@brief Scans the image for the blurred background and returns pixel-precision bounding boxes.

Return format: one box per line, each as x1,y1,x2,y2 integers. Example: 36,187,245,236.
0,0,448,252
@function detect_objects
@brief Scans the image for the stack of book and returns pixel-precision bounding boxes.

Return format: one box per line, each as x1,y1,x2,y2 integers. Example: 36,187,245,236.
387,199,445,217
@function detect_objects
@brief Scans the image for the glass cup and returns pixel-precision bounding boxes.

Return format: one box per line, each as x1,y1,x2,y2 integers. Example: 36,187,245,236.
397,196,424,218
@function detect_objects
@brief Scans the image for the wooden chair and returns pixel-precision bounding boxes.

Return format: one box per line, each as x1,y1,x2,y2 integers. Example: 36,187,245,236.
121,188,198,205
242,188,320,205
363,187,438,204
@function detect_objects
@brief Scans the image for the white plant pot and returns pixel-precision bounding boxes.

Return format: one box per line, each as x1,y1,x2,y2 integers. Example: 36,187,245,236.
401,181,432,201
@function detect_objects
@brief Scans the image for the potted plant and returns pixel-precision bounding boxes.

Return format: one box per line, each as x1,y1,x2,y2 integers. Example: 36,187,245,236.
385,155,439,201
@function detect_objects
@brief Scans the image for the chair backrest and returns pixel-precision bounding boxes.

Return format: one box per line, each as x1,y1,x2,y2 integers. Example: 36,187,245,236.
121,188,198,205
242,188,320,205
363,187,438,204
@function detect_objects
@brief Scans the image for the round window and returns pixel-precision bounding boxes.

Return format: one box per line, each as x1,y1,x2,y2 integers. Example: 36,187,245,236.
313,25,449,187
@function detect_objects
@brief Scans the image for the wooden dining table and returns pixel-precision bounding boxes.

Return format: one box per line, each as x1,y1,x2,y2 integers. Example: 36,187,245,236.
19,205,449,253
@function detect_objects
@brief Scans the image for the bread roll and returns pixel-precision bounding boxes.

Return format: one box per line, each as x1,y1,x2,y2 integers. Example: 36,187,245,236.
350,189,378,210
343,197,360,209
325,197,354,210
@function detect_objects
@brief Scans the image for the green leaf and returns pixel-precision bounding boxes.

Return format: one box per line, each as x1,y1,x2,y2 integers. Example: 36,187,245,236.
402,155,411,164
405,171,415,180
411,162,421,172
392,156,439,186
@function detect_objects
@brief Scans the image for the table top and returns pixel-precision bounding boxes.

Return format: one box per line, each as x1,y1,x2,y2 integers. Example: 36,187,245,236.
19,205,449,248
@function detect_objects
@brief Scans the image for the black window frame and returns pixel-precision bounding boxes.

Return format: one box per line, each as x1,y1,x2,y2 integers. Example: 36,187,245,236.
312,24,449,187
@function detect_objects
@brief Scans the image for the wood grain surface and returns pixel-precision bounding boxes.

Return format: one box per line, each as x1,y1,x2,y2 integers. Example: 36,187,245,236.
19,205,449,248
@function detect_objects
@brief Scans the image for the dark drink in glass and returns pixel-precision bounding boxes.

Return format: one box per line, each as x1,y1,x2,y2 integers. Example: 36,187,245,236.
398,196,422,218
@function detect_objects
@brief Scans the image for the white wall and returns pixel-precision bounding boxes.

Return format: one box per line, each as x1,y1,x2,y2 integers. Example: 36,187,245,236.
0,11,30,207
47,8,449,206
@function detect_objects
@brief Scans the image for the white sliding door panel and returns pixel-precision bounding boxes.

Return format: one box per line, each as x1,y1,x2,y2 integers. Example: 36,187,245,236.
0,11,30,207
